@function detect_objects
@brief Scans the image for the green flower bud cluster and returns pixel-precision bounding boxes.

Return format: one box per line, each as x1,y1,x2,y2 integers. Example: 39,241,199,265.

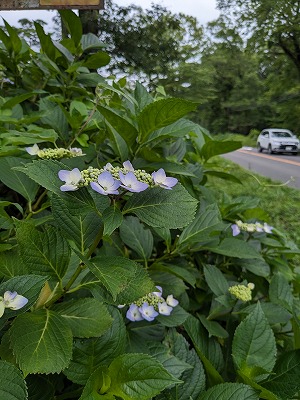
79,167,102,187
228,283,255,302
134,293,164,311
26,144,85,160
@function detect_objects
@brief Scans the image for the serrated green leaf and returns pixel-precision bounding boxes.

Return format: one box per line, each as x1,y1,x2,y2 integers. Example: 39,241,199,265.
261,350,300,399
0,250,28,278
119,216,153,260
200,139,242,161
103,206,123,236
10,309,73,375
107,353,181,400
0,157,39,201
138,98,196,142
232,302,277,378
16,223,71,281
184,315,224,386
0,360,27,400
156,305,189,327
65,307,126,385
198,314,229,339
51,194,103,253
240,302,292,325
200,382,259,400
145,118,200,144
80,255,154,303
269,273,294,312
53,298,112,338
123,184,198,229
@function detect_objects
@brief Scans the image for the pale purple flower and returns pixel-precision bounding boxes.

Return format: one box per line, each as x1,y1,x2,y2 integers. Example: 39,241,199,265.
69,147,84,156
103,163,113,171
152,286,163,297
263,223,273,233
126,304,143,321
231,224,240,236
158,302,173,316
152,169,178,190
166,294,179,307
25,143,40,155
139,302,159,321
123,160,134,171
90,171,120,195
58,168,82,191
119,172,148,193
0,291,28,318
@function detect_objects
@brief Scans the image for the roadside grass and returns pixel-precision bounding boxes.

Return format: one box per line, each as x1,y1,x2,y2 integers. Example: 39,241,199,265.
206,156,300,251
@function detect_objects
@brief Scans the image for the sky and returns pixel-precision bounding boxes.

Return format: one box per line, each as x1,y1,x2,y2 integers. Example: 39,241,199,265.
0,0,219,28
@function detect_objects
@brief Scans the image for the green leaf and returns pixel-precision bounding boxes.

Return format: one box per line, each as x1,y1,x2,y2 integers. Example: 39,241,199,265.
178,204,222,250
26,375,55,400
166,330,206,400
107,353,181,400
0,157,39,201
59,10,82,47
156,305,189,327
198,314,229,339
205,238,263,259
53,298,112,338
81,255,154,303
65,307,126,385
204,264,229,297
16,223,71,281
83,52,110,69
200,383,259,400
138,98,196,142
0,250,28,278
0,360,27,400
145,118,200,144
200,139,242,161
103,206,123,236
119,216,153,260
98,105,138,147
240,302,292,326
269,273,294,312
123,184,198,229
232,302,277,378
184,315,224,386
238,259,270,278
51,194,103,254
10,309,73,375
261,350,300,399
15,159,68,195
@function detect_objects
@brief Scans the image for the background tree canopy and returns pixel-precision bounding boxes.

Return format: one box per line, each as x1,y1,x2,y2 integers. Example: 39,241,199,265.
9,0,300,135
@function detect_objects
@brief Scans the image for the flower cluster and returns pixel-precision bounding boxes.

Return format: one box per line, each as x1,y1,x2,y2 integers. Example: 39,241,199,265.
120,286,179,322
231,220,273,236
58,160,178,193
228,283,255,302
0,291,28,318
26,144,85,159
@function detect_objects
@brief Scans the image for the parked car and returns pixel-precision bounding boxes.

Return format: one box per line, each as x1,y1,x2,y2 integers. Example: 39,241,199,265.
257,128,300,155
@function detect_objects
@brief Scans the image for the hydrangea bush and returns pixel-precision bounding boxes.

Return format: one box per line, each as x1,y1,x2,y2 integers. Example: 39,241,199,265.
1,11,300,400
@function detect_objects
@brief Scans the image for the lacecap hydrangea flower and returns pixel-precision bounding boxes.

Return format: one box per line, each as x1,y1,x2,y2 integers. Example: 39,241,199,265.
121,286,179,322
58,160,178,194
26,144,85,159
0,291,28,318
231,220,273,236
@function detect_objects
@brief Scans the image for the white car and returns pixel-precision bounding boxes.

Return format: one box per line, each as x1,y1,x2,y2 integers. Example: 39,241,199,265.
257,128,299,155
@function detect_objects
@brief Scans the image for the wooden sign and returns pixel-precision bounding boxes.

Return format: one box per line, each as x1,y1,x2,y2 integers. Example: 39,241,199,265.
0,0,104,9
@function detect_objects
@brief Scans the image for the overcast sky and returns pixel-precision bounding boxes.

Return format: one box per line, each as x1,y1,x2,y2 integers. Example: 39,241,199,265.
0,0,219,27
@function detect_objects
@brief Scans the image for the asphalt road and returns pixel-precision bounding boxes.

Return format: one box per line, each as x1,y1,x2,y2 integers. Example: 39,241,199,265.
222,147,300,189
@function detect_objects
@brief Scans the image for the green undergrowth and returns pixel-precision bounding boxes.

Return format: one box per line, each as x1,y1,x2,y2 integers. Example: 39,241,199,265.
207,156,300,252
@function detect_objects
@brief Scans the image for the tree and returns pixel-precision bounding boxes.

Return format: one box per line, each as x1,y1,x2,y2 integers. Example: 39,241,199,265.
97,0,203,86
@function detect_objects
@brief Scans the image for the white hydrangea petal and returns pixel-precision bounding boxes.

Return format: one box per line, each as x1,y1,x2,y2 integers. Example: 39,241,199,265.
60,184,79,192
123,160,134,171
158,302,173,316
0,301,5,318
4,291,28,310
26,143,39,155
166,295,179,307
69,168,82,183
58,170,72,182
90,182,108,195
